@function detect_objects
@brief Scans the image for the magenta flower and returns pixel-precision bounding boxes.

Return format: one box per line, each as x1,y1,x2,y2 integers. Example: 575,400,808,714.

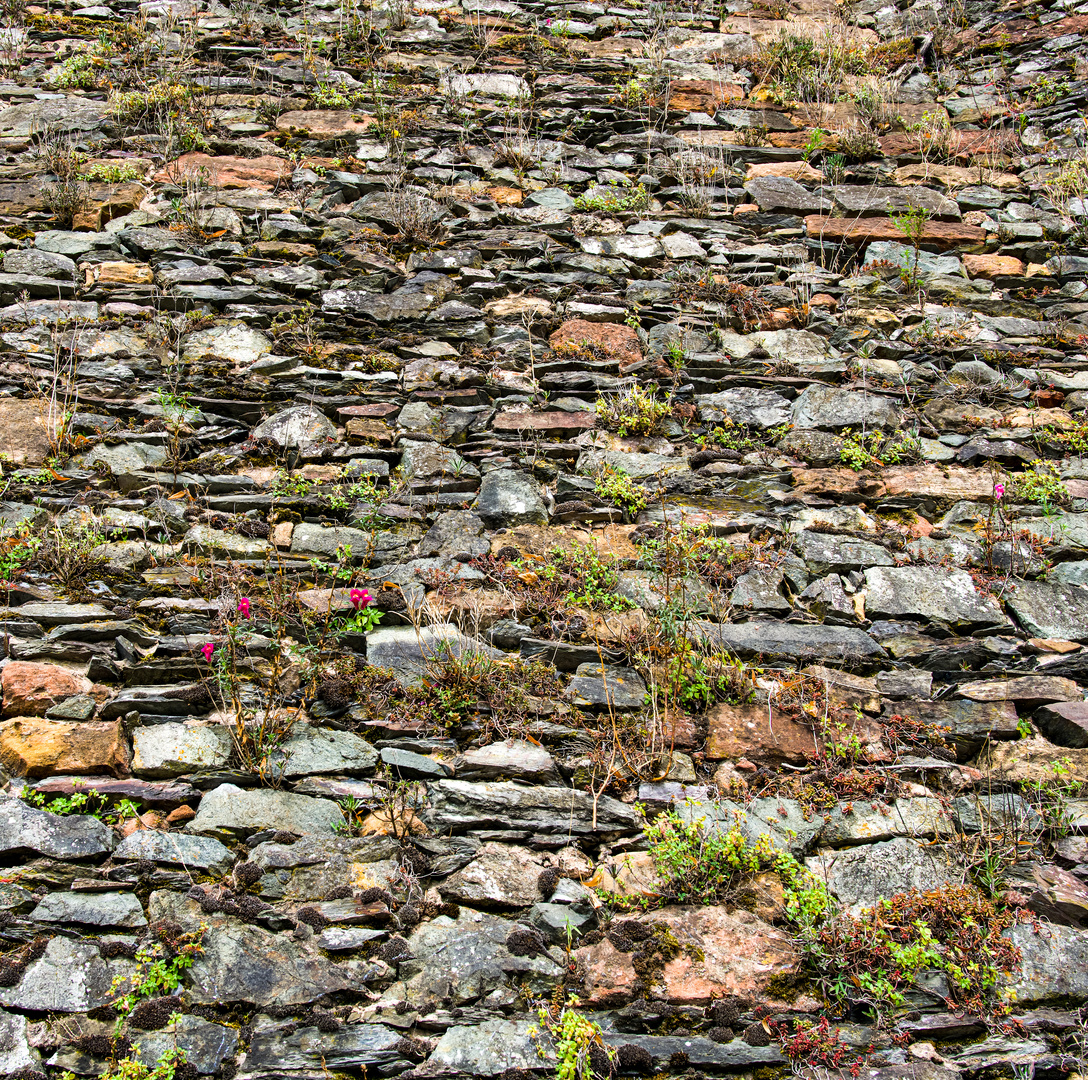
237,597,251,619
202,642,215,662
994,483,1005,500
350,587,372,609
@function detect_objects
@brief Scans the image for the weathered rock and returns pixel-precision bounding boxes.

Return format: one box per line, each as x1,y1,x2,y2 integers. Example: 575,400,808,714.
1006,581,1088,644
149,890,360,1007
0,718,129,778
364,626,503,686
248,836,401,901
475,470,548,528
863,567,1007,630
0,798,115,859
252,406,336,448
2,662,91,717
31,889,146,928
113,830,234,873
1035,702,1088,748
132,722,233,778
423,780,640,838
441,842,546,908
0,937,125,1012
187,784,344,837
133,1015,239,1075
1003,923,1088,1003
705,703,820,765
239,1022,411,1078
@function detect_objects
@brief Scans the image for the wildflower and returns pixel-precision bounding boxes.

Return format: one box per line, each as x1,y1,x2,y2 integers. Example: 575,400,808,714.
202,642,215,662
993,483,1005,500
350,587,371,609
237,597,251,619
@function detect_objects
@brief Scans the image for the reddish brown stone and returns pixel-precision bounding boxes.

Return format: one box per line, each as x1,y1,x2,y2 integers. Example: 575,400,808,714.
337,403,401,420
804,216,986,251
154,153,291,190
166,805,197,826
0,718,129,778
882,465,1004,501
668,80,744,114
1034,389,1066,408
345,418,394,446
964,254,1024,279
549,319,642,367
576,905,815,1009
493,410,596,436
32,776,197,806
2,662,91,717
705,703,819,765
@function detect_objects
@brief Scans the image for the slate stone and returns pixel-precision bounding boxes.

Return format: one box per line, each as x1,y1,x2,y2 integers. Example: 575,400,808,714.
133,1015,239,1075
0,937,125,1012
423,780,640,838
792,386,900,430
398,907,563,1009
744,177,832,214
364,625,503,686
863,566,1008,630
187,784,344,837
132,722,234,778
696,620,886,664
240,1023,413,1077
113,830,234,873
0,798,115,859
1006,580,1088,644
248,835,400,901
267,725,379,778
428,1019,547,1075
566,664,647,708
457,739,561,785
0,1009,40,1073
696,387,791,429
1035,701,1088,748
475,470,548,528
31,890,146,928
1003,922,1088,1003
148,890,360,1007
380,746,452,779
252,405,336,448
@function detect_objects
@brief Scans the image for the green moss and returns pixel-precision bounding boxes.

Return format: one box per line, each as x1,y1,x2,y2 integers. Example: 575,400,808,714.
764,971,809,1004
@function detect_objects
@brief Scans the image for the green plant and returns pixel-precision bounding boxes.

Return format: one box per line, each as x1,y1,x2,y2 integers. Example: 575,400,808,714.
271,468,314,498
891,203,933,297
555,544,633,611
839,428,922,470
573,181,651,213
20,785,139,823
68,1043,190,1080
0,524,41,583
753,29,871,105
110,923,205,1029
594,463,647,519
595,384,669,436
81,161,143,183
531,996,614,1080
1022,756,1084,837
33,519,107,591
1013,461,1069,513
1032,74,1068,106
802,127,827,162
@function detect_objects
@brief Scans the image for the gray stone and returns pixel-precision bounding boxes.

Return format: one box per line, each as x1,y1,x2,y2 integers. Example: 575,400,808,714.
696,387,791,429
744,177,832,214
1035,701,1088,748
249,836,401,902
0,1009,40,1073
792,385,900,430
864,566,1007,630
240,1022,413,1077
148,889,360,1007
1006,580,1088,643
1003,922,1088,1003
833,185,959,219
805,838,958,913
252,406,336,448
397,907,562,1009
3,249,77,280
423,780,640,838
266,726,379,779
182,525,272,559
428,1019,545,1076
675,797,823,858
380,746,452,779
864,241,963,277
132,722,233,778
476,470,548,528
821,798,955,847
290,523,371,560
187,784,344,837
182,323,272,366
0,937,125,1012
952,794,1045,834
81,442,168,474
133,1015,238,1075
400,441,479,487
600,1034,783,1070
417,510,490,559
0,97,105,138
31,890,146,928
113,830,234,873
794,531,894,576
696,620,885,664
441,842,546,908
0,798,115,860
458,739,561,785
365,625,503,686
567,663,647,708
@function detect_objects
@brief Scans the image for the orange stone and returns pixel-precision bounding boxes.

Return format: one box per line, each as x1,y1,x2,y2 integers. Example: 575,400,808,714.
963,254,1024,278
0,718,129,778
2,662,91,717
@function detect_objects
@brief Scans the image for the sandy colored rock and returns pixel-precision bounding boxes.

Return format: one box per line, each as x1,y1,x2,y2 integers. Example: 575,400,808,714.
0,718,129,778
0,400,51,467
86,262,154,286
745,160,825,182
963,254,1025,278
155,153,291,190
2,662,92,717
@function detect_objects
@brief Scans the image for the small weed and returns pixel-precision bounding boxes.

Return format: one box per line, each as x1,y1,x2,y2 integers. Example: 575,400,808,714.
1013,461,1069,513
839,428,923,470
595,384,670,437
594,463,647,519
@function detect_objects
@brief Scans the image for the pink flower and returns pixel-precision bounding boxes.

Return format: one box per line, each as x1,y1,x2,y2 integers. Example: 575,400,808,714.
202,642,215,662
994,483,1005,500
237,597,251,619
350,588,371,609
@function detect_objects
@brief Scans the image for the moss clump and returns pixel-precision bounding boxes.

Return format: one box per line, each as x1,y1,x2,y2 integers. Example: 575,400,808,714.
743,1021,772,1047
764,971,808,1004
